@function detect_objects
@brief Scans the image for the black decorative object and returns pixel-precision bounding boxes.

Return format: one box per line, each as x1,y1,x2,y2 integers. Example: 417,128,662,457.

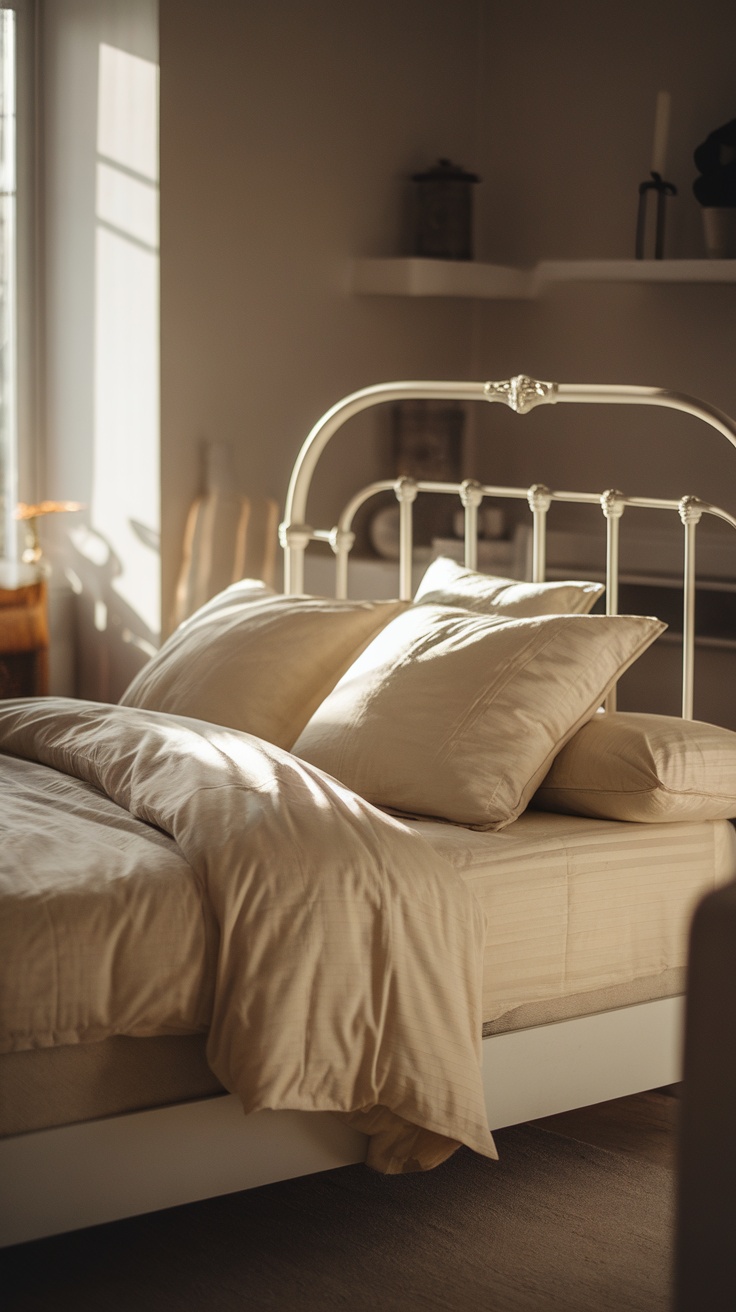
411,159,479,260
693,119,736,257
693,119,736,206
636,92,677,259
635,173,678,259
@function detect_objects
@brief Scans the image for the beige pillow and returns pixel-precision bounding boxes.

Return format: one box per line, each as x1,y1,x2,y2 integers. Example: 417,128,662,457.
414,555,604,616
120,580,404,749
293,606,665,830
534,711,736,823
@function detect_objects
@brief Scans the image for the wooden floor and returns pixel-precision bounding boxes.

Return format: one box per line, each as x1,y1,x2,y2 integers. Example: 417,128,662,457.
1,1089,681,1312
532,1086,679,1170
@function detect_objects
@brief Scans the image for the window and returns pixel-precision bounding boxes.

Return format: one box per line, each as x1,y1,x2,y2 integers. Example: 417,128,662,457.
0,5,16,561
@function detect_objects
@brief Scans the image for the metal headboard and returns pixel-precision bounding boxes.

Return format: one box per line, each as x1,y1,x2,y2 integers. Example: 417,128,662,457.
279,375,736,718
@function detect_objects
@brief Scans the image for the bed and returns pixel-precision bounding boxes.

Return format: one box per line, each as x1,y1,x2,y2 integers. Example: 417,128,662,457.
3,373,736,1248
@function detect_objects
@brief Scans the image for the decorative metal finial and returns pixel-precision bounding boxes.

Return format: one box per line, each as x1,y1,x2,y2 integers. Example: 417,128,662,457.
600,489,626,520
483,375,558,414
459,479,484,510
679,495,705,527
393,476,419,505
527,484,553,515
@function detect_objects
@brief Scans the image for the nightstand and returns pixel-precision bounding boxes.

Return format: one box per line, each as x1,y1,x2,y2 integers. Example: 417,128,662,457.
0,562,49,697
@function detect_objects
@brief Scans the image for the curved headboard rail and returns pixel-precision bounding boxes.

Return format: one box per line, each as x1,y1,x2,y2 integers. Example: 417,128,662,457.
281,375,736,586
279,376,736,716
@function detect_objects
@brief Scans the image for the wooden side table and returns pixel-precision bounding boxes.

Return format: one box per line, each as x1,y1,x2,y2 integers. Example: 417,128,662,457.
0,562,49,698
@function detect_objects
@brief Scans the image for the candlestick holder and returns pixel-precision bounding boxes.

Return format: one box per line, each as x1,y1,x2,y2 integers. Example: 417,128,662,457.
635,172,677,259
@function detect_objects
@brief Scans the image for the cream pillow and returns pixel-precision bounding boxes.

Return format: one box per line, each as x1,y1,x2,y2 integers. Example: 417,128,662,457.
293,606,665,830
120,580,404,749
414,555,604,616
534,711,736,823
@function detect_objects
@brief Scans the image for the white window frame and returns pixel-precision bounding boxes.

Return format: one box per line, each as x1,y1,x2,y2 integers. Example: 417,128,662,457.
0,0,35,562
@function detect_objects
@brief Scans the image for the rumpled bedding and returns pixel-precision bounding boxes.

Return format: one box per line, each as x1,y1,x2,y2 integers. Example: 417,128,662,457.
0,698,496,1173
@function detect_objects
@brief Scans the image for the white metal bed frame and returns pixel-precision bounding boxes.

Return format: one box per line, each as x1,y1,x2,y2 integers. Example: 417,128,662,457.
281,374,736,718
3,375,736,1248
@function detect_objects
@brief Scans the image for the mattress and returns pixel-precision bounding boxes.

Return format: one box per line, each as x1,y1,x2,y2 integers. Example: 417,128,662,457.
408,809,736,1032
3,811,734,1139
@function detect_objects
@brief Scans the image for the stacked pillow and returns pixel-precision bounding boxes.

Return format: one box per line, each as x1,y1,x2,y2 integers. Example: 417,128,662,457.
120,579,405,749
123,562,735,829
292,603,664,830
534,711,736,823
291,556,620,829
413,555,604,617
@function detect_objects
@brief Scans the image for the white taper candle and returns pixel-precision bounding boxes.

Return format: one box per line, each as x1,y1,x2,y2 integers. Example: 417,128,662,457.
651,91,671,176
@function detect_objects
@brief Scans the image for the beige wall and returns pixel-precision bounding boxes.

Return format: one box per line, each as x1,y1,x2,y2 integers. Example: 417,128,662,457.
41,0,736,700
468,0,736,512
159,0,479,631
160,0,736,591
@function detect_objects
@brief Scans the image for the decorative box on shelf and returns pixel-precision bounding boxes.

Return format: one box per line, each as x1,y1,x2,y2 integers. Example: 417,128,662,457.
0,561,49,698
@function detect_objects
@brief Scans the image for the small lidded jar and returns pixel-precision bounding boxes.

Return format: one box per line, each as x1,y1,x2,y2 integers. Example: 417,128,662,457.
411,158,479,260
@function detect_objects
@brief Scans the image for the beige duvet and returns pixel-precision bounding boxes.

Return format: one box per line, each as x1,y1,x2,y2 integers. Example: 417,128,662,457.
0,698,495,1173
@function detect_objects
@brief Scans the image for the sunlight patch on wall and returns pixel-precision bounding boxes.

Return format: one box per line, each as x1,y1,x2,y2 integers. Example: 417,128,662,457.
96,161,158,248
97,42,158,182
93,42,159,640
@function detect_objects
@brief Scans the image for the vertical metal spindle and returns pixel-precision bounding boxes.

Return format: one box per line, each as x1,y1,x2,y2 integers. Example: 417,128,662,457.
280,524,311,595
331,527,354,600
460,480,484,571
394,477,418,600
601,490,625,711
527,485,552,582
335,551,348,600
679,497,703,720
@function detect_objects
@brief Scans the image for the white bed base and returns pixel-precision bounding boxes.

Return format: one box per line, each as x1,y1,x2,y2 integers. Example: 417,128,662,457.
0,995,682,1247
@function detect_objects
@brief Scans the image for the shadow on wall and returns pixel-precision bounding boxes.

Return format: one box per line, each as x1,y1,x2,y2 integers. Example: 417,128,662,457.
172,441,279,630
64,518,158,703
48,36,161,704
85,41,160,699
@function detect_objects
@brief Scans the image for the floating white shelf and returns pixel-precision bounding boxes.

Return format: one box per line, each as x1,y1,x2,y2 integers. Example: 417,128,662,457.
351,256,736,300
539,258,736,286
352,258,534,299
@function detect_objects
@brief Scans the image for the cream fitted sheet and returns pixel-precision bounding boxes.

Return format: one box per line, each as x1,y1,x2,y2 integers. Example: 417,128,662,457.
405,810,736,1027
2,807,733,1140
